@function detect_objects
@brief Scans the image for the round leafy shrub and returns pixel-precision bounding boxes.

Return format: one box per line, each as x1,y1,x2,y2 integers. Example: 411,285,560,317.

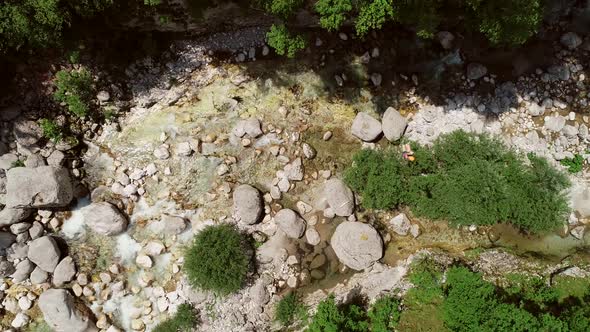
184,224,250,295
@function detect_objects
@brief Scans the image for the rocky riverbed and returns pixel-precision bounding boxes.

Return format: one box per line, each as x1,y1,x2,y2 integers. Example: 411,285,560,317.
1,27,590,332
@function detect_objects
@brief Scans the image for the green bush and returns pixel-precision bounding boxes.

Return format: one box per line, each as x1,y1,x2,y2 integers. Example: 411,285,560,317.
344,130,570,233
153,303,197,332
561,154,584,173
266,24,306,58
355,0,395,36
53,69,94,117
465,0,543,45
263,0,304,18
0,0,66,52
367,296,401,332
275,292,307,326
394,0,442,39
315,0,353,32
306,294,402,332
184,224,251,295
0,0,113,53
38,118,63,143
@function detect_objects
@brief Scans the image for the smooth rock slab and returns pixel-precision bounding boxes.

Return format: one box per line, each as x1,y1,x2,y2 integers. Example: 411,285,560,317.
39,289,98,332
351,112,382,142
81,202,128,236
233,184,263,225
324,179,355,217
275,209,306,239
331,221,383,270
382,107,407,141
6,166,73,208
27,236,61,273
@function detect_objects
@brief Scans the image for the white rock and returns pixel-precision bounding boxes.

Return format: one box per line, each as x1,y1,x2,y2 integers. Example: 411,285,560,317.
351,112,382,142
382,107,407,141
305,228,321,245
11,312,29,328
136,254,153,268
389,214,411,236
153,145,170,160
18,296,32,310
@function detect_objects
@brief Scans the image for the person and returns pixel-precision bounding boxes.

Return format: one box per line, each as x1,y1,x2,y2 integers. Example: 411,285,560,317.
402,143,415,161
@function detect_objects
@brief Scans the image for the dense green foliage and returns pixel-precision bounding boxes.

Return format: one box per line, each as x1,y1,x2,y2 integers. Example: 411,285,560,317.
344,130,570,233
466,0,543,45
38,119,63,143
306,295,401,332
367,296,401,332
394,0,442,39
0,0,114,52
0,0,66,51
354,0,395,36
440,266,590,332
561,154,585,173
275,292,307,326
380,259,590,332
315,0,353,32
53,69,94,117
266,24,306,58
184,224,250,295
263,0,304,18
152,303,197,332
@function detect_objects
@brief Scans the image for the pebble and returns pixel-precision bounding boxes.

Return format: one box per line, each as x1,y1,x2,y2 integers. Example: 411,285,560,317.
136,254,153,268
18,296,32,310
323,131,333,141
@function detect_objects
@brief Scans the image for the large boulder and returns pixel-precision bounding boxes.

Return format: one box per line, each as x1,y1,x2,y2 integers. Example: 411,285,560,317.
6,166,73,208
27,236,61,273
0,208,32,228
81,202,128,236
274,209,306,239
351,112,382,142
52,256,76,286
324,179,355,217
233,184,263,225
14,120,42,147
382,107,407,141
39,289,97,332
331,222,383,270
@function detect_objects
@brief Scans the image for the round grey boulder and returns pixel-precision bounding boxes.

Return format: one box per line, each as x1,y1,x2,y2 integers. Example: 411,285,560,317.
324,179,355,217
275,209,306,239
233,184,263,225
0,208,32,228
81,202,128,236
39,289,98,332
27,236,61,273
382,107,407,141
331,221,383,270
351,112,382,142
